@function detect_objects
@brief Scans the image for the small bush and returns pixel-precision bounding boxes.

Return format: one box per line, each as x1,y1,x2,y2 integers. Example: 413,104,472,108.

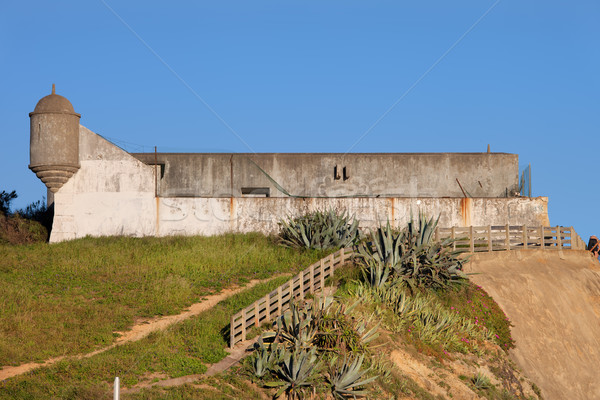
0,190,17,215
0,190,52,244
356,214,467,291
250,296,377,398
278,210,360,250
0,213,48,244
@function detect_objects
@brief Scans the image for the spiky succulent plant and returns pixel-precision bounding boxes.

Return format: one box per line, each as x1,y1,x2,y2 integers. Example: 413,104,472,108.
356,213,467,290
278,209,360,250
265,348,321,399
327,355,377,399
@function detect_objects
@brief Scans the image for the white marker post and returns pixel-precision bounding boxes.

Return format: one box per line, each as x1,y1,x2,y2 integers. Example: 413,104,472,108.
114,377,120,400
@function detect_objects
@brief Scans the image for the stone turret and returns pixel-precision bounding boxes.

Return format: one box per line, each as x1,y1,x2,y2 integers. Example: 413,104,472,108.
29,84,81,194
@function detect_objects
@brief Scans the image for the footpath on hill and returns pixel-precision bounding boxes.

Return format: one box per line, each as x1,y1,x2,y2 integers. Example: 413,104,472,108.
464,249,600,400
0,277,279,382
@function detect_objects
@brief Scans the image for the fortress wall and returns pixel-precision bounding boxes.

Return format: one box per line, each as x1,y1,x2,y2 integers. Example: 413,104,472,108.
49,126,546,242
155,196,549,237
132,152,520,198
50,126,156,242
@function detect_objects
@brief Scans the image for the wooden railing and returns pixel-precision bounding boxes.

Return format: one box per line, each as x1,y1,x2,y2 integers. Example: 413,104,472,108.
229,225,586,347
229,248,354,348
435,225,587,253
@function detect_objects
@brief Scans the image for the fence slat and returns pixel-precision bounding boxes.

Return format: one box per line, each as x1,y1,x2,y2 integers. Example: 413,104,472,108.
468,226,473,252
241,308,246,342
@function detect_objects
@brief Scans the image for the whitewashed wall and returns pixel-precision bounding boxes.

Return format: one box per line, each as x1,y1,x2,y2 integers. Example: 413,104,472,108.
49,126,550,242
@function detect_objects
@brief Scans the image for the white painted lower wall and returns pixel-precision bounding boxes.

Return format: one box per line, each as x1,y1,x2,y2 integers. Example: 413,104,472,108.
51,194,549,242
155,196,549,238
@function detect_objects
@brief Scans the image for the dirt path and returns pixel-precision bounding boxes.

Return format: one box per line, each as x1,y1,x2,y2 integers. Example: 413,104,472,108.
0,277,277,381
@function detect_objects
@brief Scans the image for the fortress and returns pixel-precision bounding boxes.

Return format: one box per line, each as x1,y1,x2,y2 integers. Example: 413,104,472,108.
29,86,549,242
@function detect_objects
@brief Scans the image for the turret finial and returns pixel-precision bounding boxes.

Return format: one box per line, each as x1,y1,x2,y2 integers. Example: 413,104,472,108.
52,83,55,95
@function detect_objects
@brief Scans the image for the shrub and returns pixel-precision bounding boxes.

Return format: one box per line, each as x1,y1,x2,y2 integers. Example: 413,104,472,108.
251,296,377,398
0,213,48,244
278,210,360,250
0,190,52,244
356,214,467,291
0,190,17,215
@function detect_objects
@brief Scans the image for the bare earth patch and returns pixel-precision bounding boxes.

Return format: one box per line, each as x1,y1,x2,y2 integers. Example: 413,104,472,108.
390,347,482,400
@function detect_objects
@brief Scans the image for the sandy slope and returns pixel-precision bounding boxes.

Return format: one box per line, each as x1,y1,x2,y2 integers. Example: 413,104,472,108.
465,250,600,400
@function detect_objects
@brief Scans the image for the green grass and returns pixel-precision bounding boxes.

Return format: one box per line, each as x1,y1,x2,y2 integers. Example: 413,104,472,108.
0,234,329,366
0,276,293,399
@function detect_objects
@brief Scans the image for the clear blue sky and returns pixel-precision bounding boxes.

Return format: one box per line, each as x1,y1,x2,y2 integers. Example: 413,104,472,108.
1,1,598,241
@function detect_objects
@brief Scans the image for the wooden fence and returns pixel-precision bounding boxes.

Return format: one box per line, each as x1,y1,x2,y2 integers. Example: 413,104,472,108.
435,225,587,253
229,225,586,347
229,248,354,348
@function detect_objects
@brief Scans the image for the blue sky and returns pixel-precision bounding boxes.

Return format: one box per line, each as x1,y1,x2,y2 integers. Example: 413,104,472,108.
1,1,598,241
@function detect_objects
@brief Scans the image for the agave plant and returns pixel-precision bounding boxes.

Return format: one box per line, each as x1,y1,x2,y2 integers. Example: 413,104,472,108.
472,371,492,390
275,300,320,350
278,210,360,250
252,337,284,378
357,214,467,291
327,355,378,399
266,348,321,399
316,300,378,352
356,221,403,272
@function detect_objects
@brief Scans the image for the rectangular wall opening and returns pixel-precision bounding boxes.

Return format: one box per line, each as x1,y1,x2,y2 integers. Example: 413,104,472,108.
241,187,270,197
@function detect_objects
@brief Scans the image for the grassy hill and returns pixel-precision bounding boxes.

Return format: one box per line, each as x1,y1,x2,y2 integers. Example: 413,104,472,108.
0,230,551,399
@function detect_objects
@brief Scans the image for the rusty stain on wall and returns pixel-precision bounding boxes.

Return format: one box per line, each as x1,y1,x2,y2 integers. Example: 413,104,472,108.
460,197,472,227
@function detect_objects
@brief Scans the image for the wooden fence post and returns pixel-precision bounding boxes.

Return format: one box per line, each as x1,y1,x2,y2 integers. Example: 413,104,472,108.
309,264,315,294
505,224,510,251
265,293,270,321
254,301,260,327
540,226,545,249
451,227,456,251
299,272,304,300
277,286,283,317
488,225,492,252
469,226,474,252
522,225,527,249
241,308,246,342
320,259,325,290
557,227,562,248
230,315,235,348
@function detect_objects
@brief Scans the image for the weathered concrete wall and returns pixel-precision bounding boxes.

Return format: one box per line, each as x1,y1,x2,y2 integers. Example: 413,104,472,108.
49,127,544,242
465,251,600,400
155,196,549,237
50,126,156,242
131,152,520,198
